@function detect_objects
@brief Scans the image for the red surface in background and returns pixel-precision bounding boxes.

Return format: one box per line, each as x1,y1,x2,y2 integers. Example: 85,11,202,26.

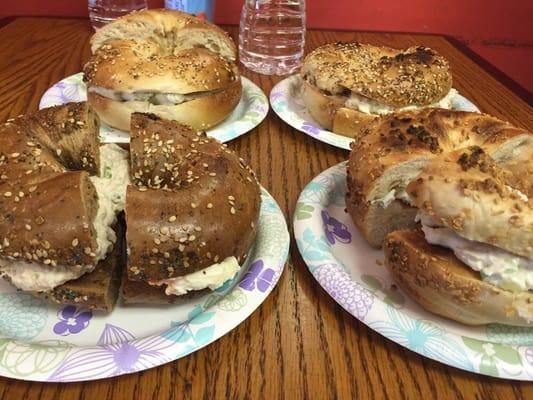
0,0,531,92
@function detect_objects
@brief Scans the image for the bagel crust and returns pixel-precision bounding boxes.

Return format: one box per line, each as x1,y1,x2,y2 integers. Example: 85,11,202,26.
302,42,452,108
346,109,532,248
125,113,260,284
84,35,242,130
90,9,236,61
407,146,532,259
384,229,533,326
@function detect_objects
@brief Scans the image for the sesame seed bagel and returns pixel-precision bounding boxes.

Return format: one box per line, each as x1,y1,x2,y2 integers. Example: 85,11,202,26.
384,229,533,326
407,146,532,259
84,42,241,131
90,9,236,61
84,9,241,131
346,109,532,248
125,113,260,289
300,42,453,137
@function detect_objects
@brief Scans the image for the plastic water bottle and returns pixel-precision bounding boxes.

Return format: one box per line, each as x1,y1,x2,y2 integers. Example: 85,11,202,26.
165,0,215,22
239,0,306,75
88,0,148,29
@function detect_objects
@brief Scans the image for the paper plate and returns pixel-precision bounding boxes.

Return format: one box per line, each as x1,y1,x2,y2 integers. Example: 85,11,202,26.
0,187,289,382
293,162,533,380
270,75,480,150
39,73,269,144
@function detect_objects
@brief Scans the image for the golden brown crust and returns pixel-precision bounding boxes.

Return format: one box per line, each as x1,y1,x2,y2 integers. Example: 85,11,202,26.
301,42,452,107
346,109,532,248
125,114,260,283
85,9,241,131
90,9,236,60
384,229,533,326
84,44,239,94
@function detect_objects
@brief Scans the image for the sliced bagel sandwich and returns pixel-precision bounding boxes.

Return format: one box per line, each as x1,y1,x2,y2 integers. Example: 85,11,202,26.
384,147,533,326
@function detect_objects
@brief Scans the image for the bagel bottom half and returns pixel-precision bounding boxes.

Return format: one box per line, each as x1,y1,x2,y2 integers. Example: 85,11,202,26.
383,229,533,326
301,80,378,138
87,81,242,132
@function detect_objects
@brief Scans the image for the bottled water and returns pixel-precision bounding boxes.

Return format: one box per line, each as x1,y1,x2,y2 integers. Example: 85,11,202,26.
164,0,215,22
239,0,306,75
88,0,148,29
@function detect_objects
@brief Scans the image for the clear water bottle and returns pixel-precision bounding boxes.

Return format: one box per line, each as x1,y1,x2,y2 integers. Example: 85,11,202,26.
165,0,215,22
88,0,148,29
239,0,306,76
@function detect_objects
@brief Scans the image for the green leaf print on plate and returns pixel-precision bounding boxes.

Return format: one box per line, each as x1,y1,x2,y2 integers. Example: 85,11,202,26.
295,202,314,220
463,337,523,377
360,274,405,307
0,340,72,377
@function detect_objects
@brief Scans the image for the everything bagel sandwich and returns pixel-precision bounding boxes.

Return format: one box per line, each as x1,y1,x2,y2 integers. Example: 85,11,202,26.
122,113,260,303
84,9,241,132
0,103,130,311
384,147,533,326
346,108,532,248
301,42,455,137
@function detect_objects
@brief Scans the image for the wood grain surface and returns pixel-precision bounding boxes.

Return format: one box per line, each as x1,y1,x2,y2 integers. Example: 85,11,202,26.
0,17,532,400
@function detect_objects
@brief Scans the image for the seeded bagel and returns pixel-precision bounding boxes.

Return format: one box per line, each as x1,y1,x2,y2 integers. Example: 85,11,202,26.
407,146,532,259
301,42,455,137
125,113,260,289
84,9,241,132
346,109,532,248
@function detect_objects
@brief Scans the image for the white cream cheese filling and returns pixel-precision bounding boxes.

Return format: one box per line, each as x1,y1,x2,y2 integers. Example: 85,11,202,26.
0,144,131,292
344,88,457,115
370,188,412,208
156,256,241,296
419,213,533,292
89,86,216,105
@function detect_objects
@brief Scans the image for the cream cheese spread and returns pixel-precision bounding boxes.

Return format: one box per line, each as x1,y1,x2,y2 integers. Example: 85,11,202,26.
89,86,215,105
370,188,412,208
344,88,457,115
419,213,533,292
0,144,131,292
157,256,241,296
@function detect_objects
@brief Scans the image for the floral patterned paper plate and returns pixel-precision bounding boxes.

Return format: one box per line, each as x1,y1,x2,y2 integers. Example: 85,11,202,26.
294,162,533,380
39,73,269,144
270,75,480,150
0,188,289,382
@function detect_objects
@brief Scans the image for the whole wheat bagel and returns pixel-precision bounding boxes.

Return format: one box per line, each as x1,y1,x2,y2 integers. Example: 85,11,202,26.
300,42,454,138
84,9,241,131
125,113,260,288
0,105,261,308
0,102,130,311
346,109,532,248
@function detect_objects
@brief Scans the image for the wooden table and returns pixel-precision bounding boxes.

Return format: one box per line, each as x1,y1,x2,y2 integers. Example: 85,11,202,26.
0,17,532,400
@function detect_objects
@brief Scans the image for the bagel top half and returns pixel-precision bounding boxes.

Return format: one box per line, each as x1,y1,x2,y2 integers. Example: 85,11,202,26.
346,108,532,248
84,42,239,94
90,9,237,61
407,146,532,259
301,42,452,108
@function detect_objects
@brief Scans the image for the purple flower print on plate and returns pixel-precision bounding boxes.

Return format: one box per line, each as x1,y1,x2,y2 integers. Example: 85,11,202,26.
239,259,275,292
53,306,92,336
48,324,175,381
301,121,321,136
313,263,374,320
321,210,351,245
